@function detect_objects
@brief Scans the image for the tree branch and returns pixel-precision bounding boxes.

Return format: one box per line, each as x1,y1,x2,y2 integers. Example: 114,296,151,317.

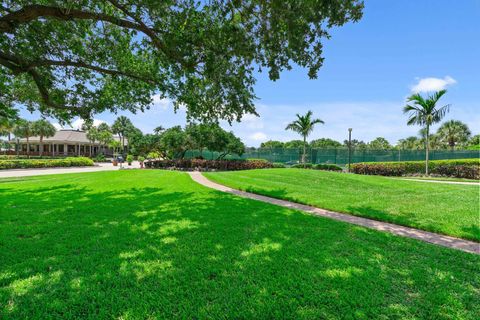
0,4,196,68
30,59,157,85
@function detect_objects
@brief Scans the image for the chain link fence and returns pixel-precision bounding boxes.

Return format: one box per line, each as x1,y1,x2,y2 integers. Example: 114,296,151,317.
185,148,479,166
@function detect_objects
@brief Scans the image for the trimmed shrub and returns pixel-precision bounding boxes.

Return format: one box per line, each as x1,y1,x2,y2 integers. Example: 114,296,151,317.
145,159,273,171
314,163,343,171
351,159,479,179
291,163,314,169
272,162,286,168
0,157,94,170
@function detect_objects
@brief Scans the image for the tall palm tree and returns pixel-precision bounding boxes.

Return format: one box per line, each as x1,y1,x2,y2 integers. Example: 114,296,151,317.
32,119,56,157
13,120,34,158
85,126,99,156
285,110,324,164
0,118,16,142
0,118,16,154
437,120,471,150
403,90,450,175
112,116,133,153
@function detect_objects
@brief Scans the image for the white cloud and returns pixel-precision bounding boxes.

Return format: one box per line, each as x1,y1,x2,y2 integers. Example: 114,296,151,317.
241,113,264,129
250,132,267,141
411,76,457,93
151,94,172,111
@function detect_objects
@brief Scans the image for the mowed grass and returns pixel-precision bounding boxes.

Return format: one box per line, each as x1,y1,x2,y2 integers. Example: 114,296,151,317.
204,169,480,241
1,171,479,319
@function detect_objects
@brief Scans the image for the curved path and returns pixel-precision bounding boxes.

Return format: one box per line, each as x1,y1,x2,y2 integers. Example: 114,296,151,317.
188,172,479,255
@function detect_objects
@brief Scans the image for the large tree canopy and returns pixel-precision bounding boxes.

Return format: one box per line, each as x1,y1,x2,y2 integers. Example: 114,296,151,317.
0,0,363,123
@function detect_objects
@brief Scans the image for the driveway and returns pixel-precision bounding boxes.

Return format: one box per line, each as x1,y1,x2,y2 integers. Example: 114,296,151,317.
0,161,141,178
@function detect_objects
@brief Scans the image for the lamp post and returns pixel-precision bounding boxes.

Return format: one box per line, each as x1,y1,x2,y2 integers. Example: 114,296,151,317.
348,128,352,173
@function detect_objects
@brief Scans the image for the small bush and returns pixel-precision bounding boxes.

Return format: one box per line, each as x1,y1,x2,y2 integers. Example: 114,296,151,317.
272,162,286,168
138,156,145,162
126,155,134,164
93,154,106,162
315,163,343,171
0,157,94,170
145,159,273,171
291,163,314,169
351,159,479,179
147,152,160,159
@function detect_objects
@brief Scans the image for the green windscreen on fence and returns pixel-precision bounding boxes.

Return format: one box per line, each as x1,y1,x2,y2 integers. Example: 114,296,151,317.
184,148,479,165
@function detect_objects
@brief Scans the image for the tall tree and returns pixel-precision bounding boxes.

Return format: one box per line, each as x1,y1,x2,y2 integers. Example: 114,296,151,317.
111,116,133,152
368,137,392,150
310,138,342,149
96,123,112,154
0,117,16,141
437,120,471,150
31,119,56,157
85,126,99,156
260,140,285,149
285,111,324,164
13,119,34,157
0,1,363,123
403,90,450,174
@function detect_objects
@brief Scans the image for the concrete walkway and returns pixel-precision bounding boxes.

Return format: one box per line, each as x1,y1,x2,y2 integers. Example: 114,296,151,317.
188,172,480,255
397,178,479,186
0,161,141,178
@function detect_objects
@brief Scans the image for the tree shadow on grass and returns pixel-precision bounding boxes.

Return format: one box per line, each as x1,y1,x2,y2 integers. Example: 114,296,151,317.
0,173,479,319
346,205,480,242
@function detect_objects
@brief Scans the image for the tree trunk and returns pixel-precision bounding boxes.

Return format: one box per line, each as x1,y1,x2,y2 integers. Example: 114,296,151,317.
39,136,43,157
302,135,307,166
27,136,30,158
425,125,429,175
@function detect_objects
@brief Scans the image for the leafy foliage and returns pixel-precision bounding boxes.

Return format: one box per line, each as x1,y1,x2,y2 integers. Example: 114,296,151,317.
0,156,93,169
351,159,479,179
403,90,451,174
0,1,363,123
309,138,342,149
437,120,471,150
145,159,273,171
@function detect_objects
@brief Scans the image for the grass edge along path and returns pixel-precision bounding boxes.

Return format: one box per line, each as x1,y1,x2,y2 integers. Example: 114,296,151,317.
192,172,480,254
203,169,480,242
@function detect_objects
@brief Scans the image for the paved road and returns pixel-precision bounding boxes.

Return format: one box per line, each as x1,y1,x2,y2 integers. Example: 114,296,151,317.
188,171,480,255
0,161,141,178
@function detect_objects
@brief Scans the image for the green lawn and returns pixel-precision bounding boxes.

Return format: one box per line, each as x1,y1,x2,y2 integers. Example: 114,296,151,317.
204,169,480,241
1,171,479,319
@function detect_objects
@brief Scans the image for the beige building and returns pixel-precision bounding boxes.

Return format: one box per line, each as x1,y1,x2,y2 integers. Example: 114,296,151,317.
9,129,127,157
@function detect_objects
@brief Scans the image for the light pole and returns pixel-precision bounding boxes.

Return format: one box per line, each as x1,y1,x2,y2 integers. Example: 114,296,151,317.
348,128,352,172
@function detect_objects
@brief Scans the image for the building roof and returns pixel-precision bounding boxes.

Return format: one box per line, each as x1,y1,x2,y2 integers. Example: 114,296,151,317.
13,130,127,145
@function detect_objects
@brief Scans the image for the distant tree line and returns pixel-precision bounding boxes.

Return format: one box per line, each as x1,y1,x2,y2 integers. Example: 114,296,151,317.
259,120,478,151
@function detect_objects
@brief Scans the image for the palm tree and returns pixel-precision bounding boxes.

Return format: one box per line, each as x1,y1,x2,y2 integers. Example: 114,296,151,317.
403,90,450,175
85,126,99,156
13,120,34,158
437,120,471,150
112,116,133,153
32,119,56,157
285,110,324,164
0,118,16,154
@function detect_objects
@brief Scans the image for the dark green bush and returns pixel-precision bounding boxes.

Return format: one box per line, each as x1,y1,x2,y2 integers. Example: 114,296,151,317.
0,157,94,170
291,163,314,169
145,159,273,171
314,163,343,171
351,159,479,179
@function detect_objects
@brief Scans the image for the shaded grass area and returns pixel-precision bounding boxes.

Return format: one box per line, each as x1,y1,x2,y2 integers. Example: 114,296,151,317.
204,169,480,241
1,170,479,319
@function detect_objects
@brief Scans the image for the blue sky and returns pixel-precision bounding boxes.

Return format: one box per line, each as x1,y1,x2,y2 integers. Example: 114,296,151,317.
20,0,480,146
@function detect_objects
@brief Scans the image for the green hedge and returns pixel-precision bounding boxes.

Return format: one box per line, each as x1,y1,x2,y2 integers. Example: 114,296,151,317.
351,159,479,179
0,157,94,170
291,163,343,171
145,159,273,171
